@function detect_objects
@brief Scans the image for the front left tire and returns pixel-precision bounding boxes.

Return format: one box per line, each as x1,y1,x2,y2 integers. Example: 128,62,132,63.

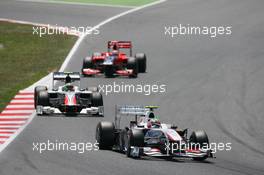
96,121,115,150
126,129,144,158
135,53,147,73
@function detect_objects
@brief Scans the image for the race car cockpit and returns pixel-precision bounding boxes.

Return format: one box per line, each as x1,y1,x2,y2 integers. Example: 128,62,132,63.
62,83,75,92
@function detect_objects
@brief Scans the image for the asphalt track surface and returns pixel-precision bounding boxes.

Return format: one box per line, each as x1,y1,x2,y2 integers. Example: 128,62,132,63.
1,0,264,175
0,0,127,27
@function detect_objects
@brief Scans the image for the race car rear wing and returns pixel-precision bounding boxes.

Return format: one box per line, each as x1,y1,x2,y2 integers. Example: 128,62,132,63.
114,105,159,129
107,41,132,56
117,105,148,115
53,72,81,81
52,72,81,88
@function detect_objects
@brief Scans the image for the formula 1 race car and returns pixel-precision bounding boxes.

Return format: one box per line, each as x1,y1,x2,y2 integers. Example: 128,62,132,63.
96,105,213,161
82,41,147,78
34,72,103,116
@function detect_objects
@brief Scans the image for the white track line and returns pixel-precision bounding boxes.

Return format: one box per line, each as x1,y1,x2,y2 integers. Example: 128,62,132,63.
6,105,34,108
10,100,34,103
17,0,134,8
24,0,167,90
0,18,80,37
59,0,167,71
1,111,34,114
24,73,53,91
15,95,34,98
19,91,34,93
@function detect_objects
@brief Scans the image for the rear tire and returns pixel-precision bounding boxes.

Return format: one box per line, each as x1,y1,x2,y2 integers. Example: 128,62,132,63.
190,130,209,161
127,57,138,78
34,86,47,109
96,121,115,149
135,53,146,73
91,92,103,107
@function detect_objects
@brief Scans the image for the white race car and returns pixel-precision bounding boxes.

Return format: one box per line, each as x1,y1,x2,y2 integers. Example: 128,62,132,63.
96,105,213,160
34,72,103,116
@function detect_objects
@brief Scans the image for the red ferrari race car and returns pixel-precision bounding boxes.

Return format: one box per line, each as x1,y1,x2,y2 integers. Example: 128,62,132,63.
82,41,147,78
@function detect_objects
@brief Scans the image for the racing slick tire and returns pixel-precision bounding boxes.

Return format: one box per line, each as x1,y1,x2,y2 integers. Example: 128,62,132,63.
190,130,209,161
91,92,103,107
96,121,115,149
82,57,94,76
87,87,99,92
127,57,138,78
83,57,93,68
104,66,115,78
126,129,144,158
36,91,49,107
135,53,147,73
34,86,47,109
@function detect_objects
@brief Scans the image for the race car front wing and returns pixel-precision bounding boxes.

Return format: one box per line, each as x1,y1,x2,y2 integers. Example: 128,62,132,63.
36,105,104,116
82,68,134,76
128,146,213,159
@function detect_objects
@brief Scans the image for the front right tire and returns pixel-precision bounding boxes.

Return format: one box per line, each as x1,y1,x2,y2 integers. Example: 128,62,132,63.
34,86,47,109
36,91,49,108
126,129,144,158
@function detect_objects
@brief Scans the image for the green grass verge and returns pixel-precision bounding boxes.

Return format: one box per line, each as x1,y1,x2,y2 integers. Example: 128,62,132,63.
52,0,157,6
0,22,77,112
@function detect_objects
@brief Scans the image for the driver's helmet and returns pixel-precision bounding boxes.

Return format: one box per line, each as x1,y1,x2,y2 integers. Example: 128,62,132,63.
112,50,119,57
112,43,118,51
65,74,71,84
147,118,161,128
63,83,74,91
